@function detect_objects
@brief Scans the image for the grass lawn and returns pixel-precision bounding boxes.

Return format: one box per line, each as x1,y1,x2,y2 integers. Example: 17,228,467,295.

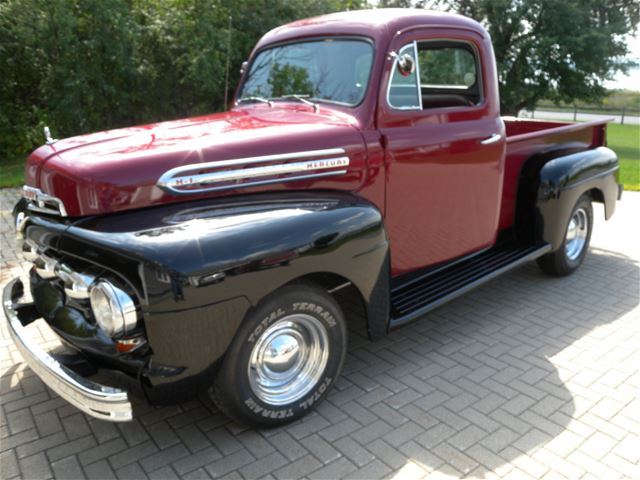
0,157,25,189
1,122,638,191
607,123,640,191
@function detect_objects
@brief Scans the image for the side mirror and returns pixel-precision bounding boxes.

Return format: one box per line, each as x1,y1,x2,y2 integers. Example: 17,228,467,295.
240,61,248,75
397,54,415,77
390,52,416,77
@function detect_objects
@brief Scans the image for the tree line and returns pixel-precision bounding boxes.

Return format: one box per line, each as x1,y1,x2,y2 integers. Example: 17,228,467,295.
1,0,637,169
0,0,364,166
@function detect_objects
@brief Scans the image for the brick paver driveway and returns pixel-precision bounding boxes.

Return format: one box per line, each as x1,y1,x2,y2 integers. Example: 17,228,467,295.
1,187,638,479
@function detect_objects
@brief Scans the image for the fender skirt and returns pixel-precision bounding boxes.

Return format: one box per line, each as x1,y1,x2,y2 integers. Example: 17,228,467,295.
516,146,620,250
60,192,390,400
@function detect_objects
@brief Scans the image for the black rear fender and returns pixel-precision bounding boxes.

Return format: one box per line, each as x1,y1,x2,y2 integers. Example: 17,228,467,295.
516,146,620,250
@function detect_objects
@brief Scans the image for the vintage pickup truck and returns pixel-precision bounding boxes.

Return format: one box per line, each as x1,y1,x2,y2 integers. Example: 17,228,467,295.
4,9,622,427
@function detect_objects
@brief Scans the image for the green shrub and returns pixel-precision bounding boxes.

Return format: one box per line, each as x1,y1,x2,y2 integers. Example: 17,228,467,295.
0,0,362,181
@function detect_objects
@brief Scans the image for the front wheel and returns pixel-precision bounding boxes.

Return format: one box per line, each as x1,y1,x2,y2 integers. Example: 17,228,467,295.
537,194,593,277
210,282,347,427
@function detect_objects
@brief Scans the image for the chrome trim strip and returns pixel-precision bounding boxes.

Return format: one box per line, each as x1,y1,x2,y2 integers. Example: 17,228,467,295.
163,170,348,195
386,43,422,111
3,278,133,422
158,148,349,194
172,157,349,187
23,186,68,217
160,148,346,182
413,41,423,111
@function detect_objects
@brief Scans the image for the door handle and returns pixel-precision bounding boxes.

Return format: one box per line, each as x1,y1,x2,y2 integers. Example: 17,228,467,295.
480,133,502,145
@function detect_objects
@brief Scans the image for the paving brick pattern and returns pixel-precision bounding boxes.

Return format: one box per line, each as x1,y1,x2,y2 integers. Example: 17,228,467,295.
1,186,639,479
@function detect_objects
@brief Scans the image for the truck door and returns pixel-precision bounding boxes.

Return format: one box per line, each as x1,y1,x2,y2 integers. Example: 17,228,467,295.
379,29,506,276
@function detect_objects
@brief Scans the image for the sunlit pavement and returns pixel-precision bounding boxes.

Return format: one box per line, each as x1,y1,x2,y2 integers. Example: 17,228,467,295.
1,187,638,479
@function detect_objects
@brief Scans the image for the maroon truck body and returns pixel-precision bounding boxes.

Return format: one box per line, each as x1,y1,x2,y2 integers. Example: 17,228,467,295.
6,9,621,425
23,10,610,276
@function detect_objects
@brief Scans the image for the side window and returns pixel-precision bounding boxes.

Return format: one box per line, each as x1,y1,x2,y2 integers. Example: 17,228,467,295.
387,43,421,110
417,41,482,109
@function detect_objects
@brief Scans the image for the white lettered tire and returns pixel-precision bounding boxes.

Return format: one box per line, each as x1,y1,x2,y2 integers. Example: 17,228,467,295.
210,282,347,427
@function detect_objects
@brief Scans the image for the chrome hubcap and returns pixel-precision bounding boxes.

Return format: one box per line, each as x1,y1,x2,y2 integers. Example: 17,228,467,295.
565,208,588,261
248,314,329,406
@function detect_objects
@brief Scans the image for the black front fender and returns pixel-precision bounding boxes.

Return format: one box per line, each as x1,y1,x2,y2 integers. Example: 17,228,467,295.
62,191,390,396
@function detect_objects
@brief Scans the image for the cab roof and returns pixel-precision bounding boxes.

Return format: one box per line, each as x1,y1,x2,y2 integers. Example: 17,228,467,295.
256,8,486,49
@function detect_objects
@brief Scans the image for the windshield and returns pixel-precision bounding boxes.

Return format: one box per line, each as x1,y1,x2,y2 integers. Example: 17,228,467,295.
238,38,374,107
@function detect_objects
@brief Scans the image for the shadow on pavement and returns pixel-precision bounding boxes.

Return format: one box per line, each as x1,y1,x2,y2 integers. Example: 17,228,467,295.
321,246,639,476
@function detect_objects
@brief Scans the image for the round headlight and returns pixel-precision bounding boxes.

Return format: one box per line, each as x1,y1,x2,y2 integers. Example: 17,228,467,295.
89,280,137,337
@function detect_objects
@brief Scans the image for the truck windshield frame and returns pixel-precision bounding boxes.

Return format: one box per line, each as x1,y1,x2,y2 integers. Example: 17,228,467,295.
237,36,375,108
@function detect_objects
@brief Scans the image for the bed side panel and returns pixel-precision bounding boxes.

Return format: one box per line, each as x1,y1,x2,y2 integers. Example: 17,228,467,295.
498,119,606,232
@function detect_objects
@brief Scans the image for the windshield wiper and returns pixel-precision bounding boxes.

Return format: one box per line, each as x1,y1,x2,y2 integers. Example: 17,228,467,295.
236,96,273,107
272,94,319,113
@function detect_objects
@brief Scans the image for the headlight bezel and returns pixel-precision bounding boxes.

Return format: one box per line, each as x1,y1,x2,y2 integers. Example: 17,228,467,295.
89,280,137,337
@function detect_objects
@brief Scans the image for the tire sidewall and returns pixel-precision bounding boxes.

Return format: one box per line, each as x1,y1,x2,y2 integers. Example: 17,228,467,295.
216,284,346,426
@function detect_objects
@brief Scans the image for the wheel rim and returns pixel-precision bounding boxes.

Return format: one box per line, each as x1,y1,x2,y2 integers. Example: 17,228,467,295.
248,314,329,406
565,208,589,261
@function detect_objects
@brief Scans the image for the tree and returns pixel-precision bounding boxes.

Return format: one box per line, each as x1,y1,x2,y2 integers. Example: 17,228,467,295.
379,0,415,6
268,64,315,98
0,0,139,160
427,0,640,115
0,0,364,168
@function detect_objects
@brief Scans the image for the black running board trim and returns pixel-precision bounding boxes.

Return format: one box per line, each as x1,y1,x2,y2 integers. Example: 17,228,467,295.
389,243,551,330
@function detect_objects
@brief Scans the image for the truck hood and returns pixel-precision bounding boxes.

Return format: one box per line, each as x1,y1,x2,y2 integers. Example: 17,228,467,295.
28,105,367,217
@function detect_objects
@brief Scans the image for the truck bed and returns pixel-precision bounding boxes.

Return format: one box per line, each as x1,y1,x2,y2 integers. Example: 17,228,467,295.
498,117,610,231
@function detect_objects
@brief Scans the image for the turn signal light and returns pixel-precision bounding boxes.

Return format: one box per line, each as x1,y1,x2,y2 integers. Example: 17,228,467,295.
115,337,145,353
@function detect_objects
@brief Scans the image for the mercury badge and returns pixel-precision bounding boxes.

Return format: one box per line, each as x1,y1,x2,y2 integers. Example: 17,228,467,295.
44,126,57,144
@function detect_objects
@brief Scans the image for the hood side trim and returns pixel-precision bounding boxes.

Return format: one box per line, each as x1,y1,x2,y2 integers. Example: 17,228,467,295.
158,148,349,195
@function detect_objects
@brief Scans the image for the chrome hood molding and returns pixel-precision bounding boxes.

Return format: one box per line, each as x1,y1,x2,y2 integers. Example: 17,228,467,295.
157,148,350,195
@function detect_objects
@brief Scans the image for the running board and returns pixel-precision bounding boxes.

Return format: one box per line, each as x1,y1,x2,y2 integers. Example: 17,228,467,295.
389,243,551,329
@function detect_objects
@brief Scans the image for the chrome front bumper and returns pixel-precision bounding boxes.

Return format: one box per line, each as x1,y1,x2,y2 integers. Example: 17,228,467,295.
3,278,133,422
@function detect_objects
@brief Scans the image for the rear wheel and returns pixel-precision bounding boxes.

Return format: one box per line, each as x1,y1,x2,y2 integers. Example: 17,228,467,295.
537,194,593,277
211,283,347,427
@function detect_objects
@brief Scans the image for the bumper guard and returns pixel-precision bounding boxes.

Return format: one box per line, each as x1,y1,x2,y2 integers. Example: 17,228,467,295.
3,278,133,422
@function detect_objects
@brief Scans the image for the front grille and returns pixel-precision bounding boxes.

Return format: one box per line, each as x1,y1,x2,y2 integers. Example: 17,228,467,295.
25,247,96,301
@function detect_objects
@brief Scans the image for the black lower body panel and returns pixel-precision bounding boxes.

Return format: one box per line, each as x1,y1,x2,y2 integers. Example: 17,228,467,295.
390,242,551,329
